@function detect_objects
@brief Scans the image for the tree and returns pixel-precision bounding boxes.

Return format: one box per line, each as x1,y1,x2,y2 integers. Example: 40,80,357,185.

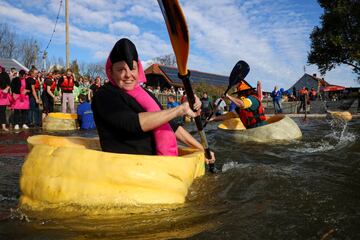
308,0,360,81
0,23,18,58
18,38,40,69
70,59,80,78
152,53,177,66
85,63,105,80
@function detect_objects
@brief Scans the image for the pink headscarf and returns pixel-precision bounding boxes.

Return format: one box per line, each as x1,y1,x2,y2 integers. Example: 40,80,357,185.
105,56,178,156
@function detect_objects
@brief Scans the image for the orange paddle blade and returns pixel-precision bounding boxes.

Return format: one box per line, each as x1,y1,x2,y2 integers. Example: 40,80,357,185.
158,0,189,76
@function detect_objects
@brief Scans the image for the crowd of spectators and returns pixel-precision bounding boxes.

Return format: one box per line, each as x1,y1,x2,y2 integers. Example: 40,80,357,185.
0,65,103,131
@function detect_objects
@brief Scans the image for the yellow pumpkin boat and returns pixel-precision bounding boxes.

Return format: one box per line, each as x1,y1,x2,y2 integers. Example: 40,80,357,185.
19,135,205,211
42,113,78,131
326,111,352,122
218,114,302,142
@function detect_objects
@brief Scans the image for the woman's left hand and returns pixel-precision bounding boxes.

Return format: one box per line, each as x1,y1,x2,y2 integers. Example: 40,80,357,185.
205,151,216,164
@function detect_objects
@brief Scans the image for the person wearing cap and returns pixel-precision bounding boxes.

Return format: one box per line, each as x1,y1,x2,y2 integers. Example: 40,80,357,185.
91,38,215,164
211,80,267,129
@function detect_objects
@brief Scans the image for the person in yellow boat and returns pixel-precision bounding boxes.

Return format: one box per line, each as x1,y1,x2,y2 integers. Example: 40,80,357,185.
91,38,215,163
211,80,267,129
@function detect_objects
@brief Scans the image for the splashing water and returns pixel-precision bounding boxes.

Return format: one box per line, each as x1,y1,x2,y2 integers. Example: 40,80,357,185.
292,118,356,154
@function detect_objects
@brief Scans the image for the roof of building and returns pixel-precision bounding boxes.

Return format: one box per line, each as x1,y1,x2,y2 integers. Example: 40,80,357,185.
0,58,29,72
144,64,228,87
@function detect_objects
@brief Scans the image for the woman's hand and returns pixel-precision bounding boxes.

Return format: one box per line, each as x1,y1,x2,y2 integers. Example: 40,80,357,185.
181,101,201,118
180,95,202,118
205,151,216,164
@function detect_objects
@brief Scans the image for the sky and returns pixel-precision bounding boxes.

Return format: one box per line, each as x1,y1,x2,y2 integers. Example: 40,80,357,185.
0,0,359,91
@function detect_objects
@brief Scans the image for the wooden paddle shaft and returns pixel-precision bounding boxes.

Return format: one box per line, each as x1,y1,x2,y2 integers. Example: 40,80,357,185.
179,72,211,160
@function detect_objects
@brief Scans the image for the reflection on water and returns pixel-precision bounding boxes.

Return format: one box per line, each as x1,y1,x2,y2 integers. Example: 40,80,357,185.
1,118,360,239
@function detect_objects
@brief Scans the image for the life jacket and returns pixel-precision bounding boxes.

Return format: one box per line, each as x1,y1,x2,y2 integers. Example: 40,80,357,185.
60,75,74,91
43,77,56,93
236,95,266,128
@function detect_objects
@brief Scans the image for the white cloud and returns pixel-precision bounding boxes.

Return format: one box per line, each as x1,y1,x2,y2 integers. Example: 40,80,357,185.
94,51,109,60
126,4,163,22
70,2,111,27
109,21,140,35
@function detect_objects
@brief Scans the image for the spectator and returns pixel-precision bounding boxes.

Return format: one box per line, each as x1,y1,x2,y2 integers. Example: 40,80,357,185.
77,94,96,130
88,76,102,101
9,67,18,81
200,92,212,120
214,95,227,116
27,68,41,127
180,92,187,103
298,87,308,112
154,86,161,94
166,95,180,109
167,95,183,125
79,76,91,99
10,70,30,130
58,68,78,113
41,71,59,120
292,86,297,100
309,87,317,101
270,86,283,114
0,66,11,131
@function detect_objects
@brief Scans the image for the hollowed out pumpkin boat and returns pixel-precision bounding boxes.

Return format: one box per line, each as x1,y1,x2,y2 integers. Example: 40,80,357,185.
42,113,78,131
19,135,205,211
218,114,302,142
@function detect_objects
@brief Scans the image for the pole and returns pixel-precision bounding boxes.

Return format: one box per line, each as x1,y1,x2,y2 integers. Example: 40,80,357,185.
42,51,47,71
65,0,70,69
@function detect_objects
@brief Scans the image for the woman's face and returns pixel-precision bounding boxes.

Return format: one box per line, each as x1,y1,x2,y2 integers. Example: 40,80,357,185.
111,60,138,91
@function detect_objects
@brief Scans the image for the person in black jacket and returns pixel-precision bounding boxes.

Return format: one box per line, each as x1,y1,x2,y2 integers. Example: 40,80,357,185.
92,38,215,164
0,66,11,131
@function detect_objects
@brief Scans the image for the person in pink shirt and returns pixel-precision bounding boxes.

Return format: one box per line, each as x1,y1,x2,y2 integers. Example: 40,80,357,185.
10,70,30,130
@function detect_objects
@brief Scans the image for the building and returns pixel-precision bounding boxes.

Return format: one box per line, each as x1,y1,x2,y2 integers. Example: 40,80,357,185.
287,73,346,95
144,64,228,89
0,58,29,72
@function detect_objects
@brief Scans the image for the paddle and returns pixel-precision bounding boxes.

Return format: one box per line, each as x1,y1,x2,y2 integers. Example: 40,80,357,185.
157,0,216,173
203,60,250,128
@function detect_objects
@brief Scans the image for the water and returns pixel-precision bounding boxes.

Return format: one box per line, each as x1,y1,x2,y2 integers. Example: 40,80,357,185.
0,118,359,239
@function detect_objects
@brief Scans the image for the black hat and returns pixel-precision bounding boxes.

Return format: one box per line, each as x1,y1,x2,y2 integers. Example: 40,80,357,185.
109,38,138,70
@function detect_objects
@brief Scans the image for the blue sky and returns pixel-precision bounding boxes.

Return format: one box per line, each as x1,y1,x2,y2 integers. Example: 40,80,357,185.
1,0,359,91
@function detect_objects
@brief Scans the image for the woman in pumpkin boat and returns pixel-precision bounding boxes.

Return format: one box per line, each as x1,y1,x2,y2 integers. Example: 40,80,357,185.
91,38,215,163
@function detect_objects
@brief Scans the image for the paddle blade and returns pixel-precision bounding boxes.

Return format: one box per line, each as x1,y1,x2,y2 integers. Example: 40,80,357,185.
229,60,250,87
158,0,189,76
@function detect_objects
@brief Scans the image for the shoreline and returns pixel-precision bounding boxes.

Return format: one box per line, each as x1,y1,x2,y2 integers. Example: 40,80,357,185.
266,113,360,119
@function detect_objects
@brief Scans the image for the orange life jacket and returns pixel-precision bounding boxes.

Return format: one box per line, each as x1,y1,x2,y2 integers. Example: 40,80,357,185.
60,75,74,91
43,77,56,93
236,95,266,128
